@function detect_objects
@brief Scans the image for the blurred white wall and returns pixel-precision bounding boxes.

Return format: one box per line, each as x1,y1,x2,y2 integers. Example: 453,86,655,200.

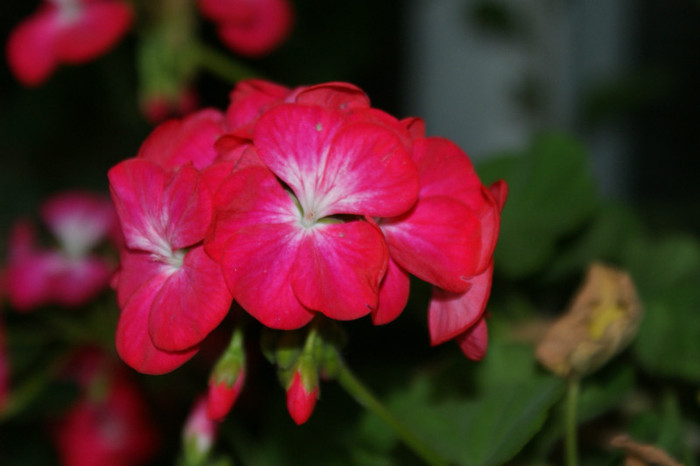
402,0,634,198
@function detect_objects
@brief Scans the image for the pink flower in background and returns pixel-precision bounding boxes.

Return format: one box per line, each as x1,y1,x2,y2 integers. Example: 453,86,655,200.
183,396,218,461
6,191,118,311
53,349,158,466
140,87,200,125
198,0,293,57
205,102,419,329
6,0,133,86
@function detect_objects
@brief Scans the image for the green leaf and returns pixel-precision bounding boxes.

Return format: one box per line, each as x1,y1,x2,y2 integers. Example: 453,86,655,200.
633,289,700,382
544,202,644,281
358,338,564,465
478,133,599,279
625,234,700,381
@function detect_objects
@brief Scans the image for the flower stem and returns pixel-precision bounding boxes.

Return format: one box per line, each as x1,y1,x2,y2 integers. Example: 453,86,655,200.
192,41,259,84
565,377,580,466
335,359,448,466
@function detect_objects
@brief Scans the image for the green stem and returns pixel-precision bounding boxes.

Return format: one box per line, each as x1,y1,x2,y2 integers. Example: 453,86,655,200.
335,359,448,466
192,41,259,84
565,377,580,466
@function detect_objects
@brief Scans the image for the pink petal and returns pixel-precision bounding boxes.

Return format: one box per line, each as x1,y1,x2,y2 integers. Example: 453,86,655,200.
372,257,410,325
401,117,426,139
412,137,482,201
291,220,388,321
54,1,133,64
382,196,482,292
428,262,494,345
224,223,313,329
456,317,488,361
489,180,509,212
109,158,168,254
6,251,55,311
292,82,370,111
215,0,293,57
255,104,418,218
116,271,198,375
225,79,289,135
115,249,167,308
40,191,116,256
6,7,59,86
137,109,226,171
109,160,211,254
209,167,314,329
205,164,294,263
149,246,232,352
161,164,213,250
49,256,113,307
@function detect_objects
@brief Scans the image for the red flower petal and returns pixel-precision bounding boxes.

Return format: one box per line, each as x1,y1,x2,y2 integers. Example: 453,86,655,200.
210,167,314,329
428,262,494,345
115,249,166,308
116,271,198,375
383,196,481,292
255,104,418,218
161,164,213,250
291,220,388,320
292,82,370,111
109,160,211,254
54,1,133,64
148,246,232,352
456,316,489,361
225,79,289,135
372,258,410,325
6,8,59,86
137,109,226,171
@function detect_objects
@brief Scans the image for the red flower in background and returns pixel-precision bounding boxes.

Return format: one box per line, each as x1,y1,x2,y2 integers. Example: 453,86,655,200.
53,349,158,466
6,0,133,86
198,0,293,57
5,191,118,311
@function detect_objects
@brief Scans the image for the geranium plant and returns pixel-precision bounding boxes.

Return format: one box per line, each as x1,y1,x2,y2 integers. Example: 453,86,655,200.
2,2,699,466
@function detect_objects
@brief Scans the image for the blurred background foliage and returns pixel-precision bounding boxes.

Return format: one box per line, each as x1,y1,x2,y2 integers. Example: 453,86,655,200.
2,1,700,465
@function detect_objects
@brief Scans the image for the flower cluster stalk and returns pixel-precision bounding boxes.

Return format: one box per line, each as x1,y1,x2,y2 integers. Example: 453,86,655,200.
335,359,448,466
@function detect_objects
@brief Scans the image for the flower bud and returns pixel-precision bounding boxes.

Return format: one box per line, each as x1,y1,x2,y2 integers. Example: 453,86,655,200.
536,263,642,378
207,368,246,422
183,396,217,464
286,370,318,425
207,327,246,421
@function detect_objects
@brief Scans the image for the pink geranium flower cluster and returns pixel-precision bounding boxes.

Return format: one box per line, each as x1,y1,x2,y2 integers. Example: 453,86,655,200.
5,191,119,311
108,79,506,394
